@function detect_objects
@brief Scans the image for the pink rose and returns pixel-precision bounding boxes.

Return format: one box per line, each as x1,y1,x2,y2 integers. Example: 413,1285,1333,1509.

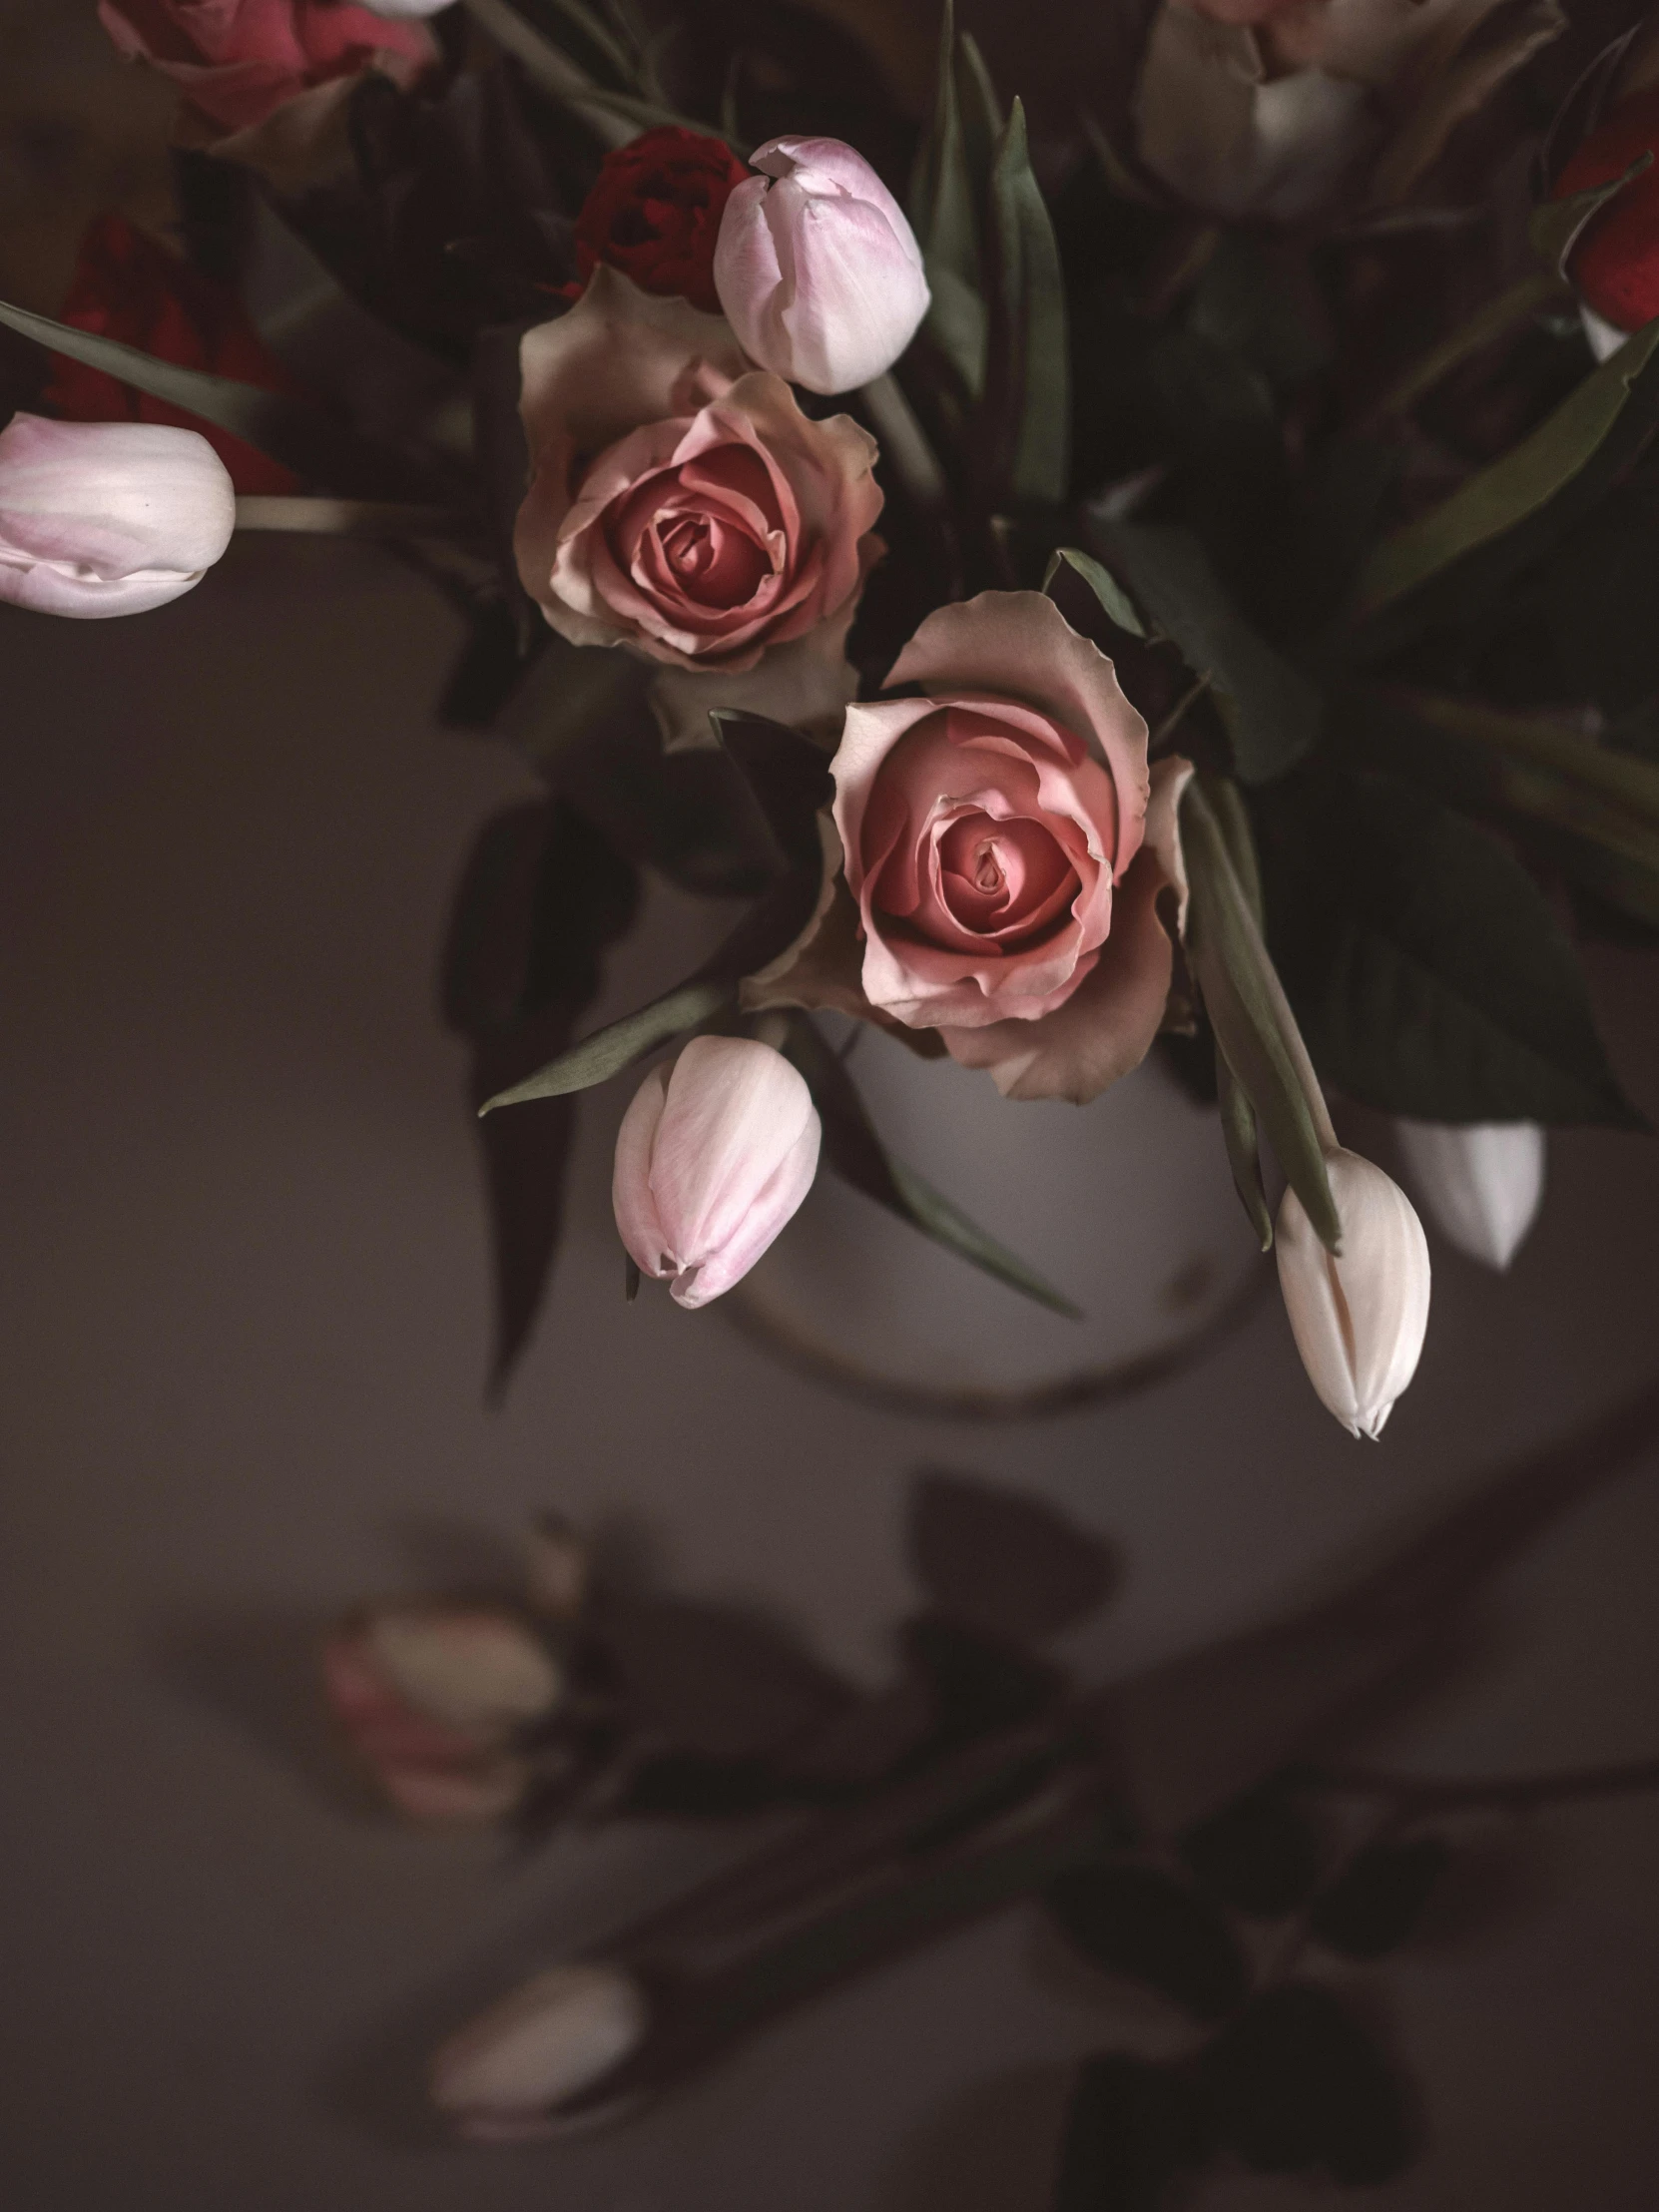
746,592,1194,1105
98,0,438,139
514,266,882,684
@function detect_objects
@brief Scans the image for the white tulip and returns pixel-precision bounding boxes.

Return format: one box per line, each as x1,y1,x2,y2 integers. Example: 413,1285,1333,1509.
1394,1119,1544,1272
431,1964,648,2138
0,414,235,619
1277,1148,1431,1440
613,1035,821,1308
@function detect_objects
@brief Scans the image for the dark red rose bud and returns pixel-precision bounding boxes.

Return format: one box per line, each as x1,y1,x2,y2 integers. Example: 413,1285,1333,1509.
570,126,750,315
1553,83,1659,334
44,214,303,496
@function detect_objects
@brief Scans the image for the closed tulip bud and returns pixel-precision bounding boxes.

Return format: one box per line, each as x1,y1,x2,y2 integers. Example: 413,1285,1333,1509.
714,136,930,393
430,1963,649,2138
322,1603,562,1824
1277,1149,1430,1441
1394,1119,1544,1272
0,414,235,618
613,1035,821,1308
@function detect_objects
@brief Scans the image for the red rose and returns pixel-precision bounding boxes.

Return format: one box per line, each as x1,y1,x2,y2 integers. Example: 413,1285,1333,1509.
1553,83,1659,335
570,127,750,314
43,215,303,495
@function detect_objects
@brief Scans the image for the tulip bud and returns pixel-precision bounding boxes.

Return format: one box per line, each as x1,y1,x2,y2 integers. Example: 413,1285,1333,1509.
1276,1149,1430,1440
714,136,930,393
322,1604,562,1824
613,1035,821,1308
431,1963,649,2138
1394,1118,1544,1273
0,414,235,618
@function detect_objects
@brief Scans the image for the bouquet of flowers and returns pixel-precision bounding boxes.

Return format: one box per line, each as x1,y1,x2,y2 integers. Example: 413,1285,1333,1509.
3,0,1657,1443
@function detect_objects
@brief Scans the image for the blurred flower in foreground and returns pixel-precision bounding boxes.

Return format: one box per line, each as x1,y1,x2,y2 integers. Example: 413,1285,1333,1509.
1277,1148,1430,1439
613,1036,822,1309
715,136,930,393
45,215,303,497
322,1602,562,1823
97,0,440,139
0,415,235,619
1395,1119,1544,1272
1133,0,1563,227
430,1963,650,2140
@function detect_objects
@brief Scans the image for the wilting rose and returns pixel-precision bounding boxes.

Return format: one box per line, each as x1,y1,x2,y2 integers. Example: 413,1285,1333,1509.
515,266,882,699
322,1603,563,1824
747,592,1193,1105
98,0,438,142
44,215,302,496
568,127,751,315
1133,0,1563,226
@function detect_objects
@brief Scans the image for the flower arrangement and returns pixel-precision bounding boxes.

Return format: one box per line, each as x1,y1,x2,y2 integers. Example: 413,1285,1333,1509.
2,0,1656,1442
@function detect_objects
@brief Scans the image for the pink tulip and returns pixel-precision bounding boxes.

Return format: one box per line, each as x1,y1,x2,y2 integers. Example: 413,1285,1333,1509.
714,136,930,394
612,1036,821,1307
0,414,236,619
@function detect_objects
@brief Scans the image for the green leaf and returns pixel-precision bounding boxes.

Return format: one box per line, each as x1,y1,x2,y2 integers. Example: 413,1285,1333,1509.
1352,317,1659,625
908,4,1001,404
478,976,732,1112
1053,2055,1216,2212
511,0,643,92
1180,1786,1323,1920
0,296,447,503
1042,545,1146,640
1044,1864,1250,2020
1529,151,1652,280
782,1014,1081,1317
1217,1050,1272,1253
1254,768,1645,1127
1087,520,1321,783
1187,234,1331,391
709,710,835,874
1307,1838,1449,1959
1182,781,1342,1251
982,96,1069,509
1203,1985,1415,2185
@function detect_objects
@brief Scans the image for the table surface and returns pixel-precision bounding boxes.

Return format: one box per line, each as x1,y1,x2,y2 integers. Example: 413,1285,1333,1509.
3,527,1658,2212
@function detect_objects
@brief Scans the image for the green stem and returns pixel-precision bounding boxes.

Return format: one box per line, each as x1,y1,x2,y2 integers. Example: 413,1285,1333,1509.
1370,270,1564,425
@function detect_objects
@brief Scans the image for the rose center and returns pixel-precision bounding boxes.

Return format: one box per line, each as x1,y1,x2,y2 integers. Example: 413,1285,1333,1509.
650,508,770,609
933,812,1078,940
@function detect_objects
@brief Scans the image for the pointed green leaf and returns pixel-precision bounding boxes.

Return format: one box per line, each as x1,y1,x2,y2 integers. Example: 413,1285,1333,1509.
1182,782,1341,1250
1088,520,1321,783
1042,546,1146,639
783,1015,1081,1317
1253,768,1646,1128
1353,317,1659,623
0,296,448,502
1217,1046,1273,1252
983,97,1068,509
479,977,732,1111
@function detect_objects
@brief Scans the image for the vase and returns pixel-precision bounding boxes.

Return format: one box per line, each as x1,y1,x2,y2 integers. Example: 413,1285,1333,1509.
733,1027,1267,1418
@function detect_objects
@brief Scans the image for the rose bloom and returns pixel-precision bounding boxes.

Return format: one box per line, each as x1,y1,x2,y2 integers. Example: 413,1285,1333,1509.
568,127,751,315
98,0,438,138
746,592,1194,1105
44,215,302,496
514,266,882,681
